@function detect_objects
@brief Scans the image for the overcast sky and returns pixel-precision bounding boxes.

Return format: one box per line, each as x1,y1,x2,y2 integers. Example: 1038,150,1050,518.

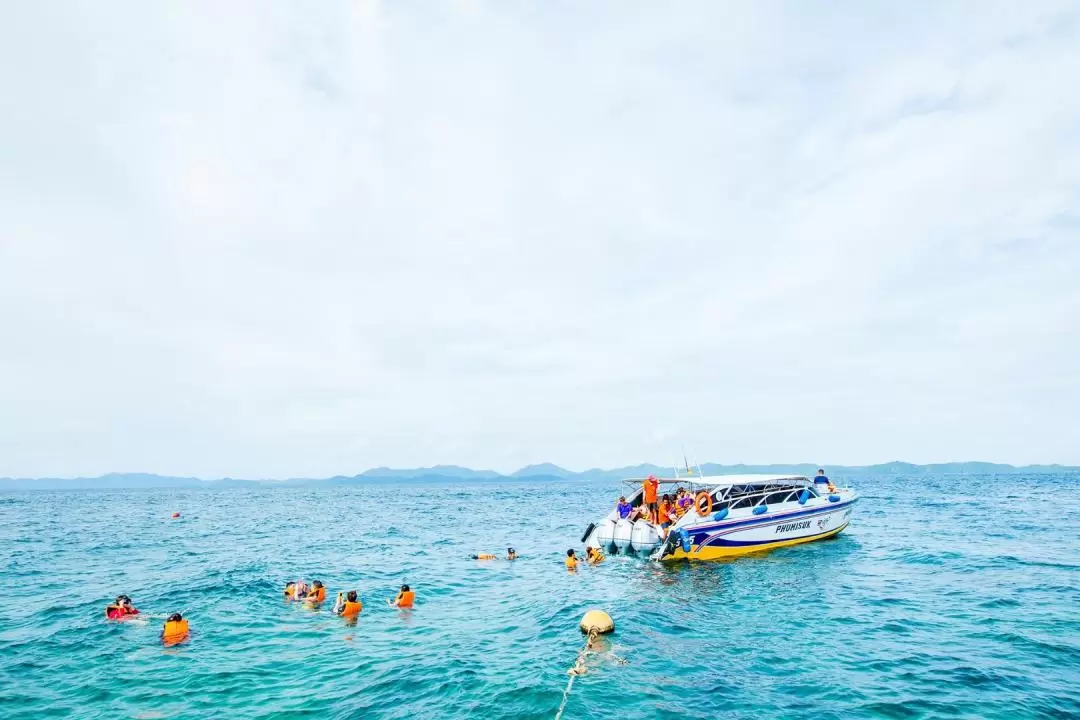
1,1,1078,478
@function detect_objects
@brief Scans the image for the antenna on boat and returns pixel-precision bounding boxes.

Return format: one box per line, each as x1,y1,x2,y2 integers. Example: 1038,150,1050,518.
682,446,692,476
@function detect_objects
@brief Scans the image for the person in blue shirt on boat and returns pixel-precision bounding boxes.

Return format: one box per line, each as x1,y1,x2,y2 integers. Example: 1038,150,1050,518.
815,469,837,494
616,496,632,519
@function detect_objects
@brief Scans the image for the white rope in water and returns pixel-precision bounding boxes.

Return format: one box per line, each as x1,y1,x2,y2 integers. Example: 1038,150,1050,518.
554,630,596,720
553,673,576,720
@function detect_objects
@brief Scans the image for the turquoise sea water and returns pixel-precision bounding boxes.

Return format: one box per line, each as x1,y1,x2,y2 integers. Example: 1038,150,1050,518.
1,474,1078,719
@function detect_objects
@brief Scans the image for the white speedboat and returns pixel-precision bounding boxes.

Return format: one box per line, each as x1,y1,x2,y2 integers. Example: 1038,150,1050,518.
581,474,857,561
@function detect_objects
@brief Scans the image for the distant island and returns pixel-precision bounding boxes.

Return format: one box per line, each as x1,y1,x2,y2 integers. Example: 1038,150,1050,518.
1,461,1077,490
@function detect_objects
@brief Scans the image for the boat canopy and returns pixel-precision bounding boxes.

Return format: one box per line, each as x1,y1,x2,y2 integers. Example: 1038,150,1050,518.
622,473,811,489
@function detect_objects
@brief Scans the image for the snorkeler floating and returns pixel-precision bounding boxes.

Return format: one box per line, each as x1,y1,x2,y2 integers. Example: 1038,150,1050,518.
471,548,518,561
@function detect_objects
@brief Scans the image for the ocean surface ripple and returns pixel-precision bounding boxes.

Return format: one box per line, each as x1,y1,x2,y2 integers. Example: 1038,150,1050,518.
1,473,1078,719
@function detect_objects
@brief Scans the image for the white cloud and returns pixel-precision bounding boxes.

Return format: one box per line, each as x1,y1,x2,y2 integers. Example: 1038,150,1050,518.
1,1,1078,477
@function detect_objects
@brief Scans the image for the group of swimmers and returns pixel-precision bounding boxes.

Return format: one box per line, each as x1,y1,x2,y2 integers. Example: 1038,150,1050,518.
283,579,416,613
104,594,190,645
564,546,605,570
107,542,610,645
105,581,418,645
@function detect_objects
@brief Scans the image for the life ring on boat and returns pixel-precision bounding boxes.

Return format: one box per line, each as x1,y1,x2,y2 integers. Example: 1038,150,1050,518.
694,491,712,517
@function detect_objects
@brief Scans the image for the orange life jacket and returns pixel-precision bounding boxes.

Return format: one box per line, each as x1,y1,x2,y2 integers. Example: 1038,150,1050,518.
162,619,189,643
396,590,415,608
565,556,578,570
658,502,672,524
476,553,496,560
342,601,362,617
308,587,326,603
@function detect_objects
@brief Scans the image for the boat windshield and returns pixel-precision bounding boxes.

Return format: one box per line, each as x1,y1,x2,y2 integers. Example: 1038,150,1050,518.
710,480,816,509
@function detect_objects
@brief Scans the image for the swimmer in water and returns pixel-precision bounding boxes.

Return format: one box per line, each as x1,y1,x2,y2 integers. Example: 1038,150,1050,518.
565,549,579,571
284,580,308,601
388,584,415,608
586,546,605,565
335,590,362,617
105,595,139,620
305,581,326,604
161,612,190,645
506,547,517,560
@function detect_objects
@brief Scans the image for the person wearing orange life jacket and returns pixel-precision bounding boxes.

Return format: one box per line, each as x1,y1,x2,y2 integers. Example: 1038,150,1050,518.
586,546,605,565
334,590,363,617
389,584,415,608
565,549,579,571
305,581,327,604
471,553,497,560
642,475,660,523
675,488,693,518
161,613,190,645
658,494,675,537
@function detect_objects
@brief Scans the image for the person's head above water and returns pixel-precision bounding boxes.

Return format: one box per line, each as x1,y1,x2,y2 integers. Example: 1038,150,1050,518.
400,584,410,592
347,591,357,602
167,612,183,622
567,548,576,557
312,581,323,589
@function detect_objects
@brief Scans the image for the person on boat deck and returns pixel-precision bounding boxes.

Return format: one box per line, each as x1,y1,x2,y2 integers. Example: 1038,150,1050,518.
389,584,415,608
670,489,683,518
586,546,605,565
815,469,837,493
676,488,694,516
658,495,675,536
305,581,326,603
506,547,517,560
105,595,139,620
630,504,651,522
565,549,579,571
334,590,363,617
616,496,632,519
643,475,660,523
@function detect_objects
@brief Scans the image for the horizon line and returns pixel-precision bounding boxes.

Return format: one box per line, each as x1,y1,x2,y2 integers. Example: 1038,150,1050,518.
3,459,1078,483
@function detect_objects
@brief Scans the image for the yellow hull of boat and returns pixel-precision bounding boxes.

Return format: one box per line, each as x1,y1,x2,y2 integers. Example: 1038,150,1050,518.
662,523,849,561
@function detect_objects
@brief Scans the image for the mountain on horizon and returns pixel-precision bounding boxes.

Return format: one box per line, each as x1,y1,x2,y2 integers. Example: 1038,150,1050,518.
511,463,573,478
360,465,501,479
2,461,1078,489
